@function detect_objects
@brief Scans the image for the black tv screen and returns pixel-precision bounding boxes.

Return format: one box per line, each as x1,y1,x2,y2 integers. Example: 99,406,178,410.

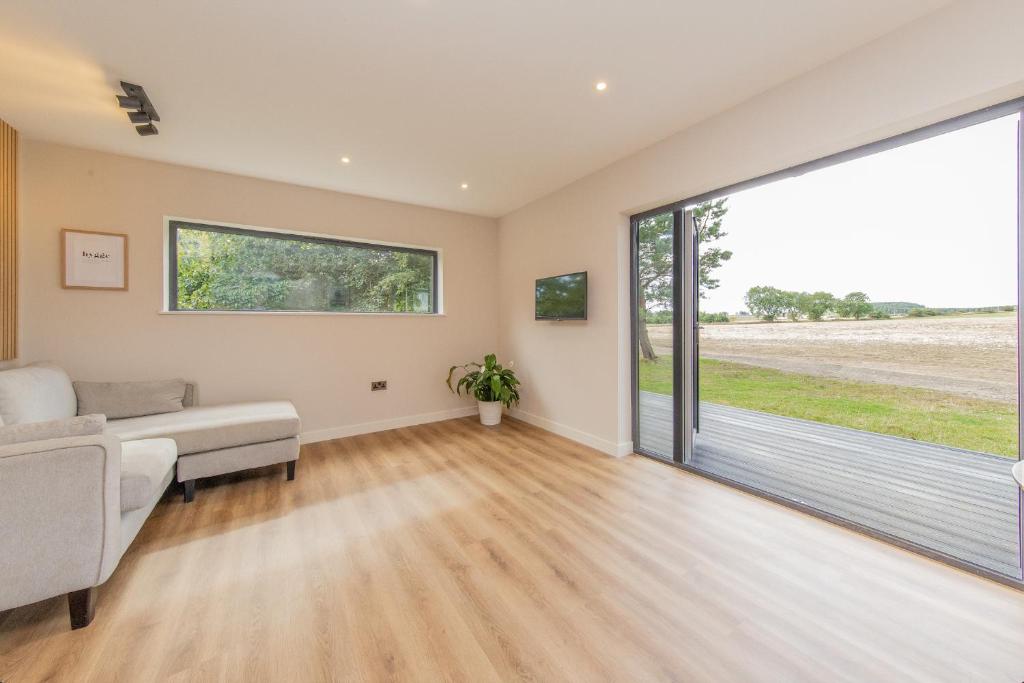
535,271,587,320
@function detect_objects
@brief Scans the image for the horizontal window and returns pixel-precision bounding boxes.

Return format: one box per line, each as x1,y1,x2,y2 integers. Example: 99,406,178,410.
168,221,438,314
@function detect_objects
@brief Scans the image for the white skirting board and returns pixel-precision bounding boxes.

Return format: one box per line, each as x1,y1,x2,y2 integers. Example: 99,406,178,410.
300,406,477,444
299,405,633,458
508,408,633,457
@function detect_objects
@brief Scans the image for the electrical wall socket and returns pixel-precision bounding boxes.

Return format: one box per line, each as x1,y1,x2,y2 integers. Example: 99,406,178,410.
371,380,387,391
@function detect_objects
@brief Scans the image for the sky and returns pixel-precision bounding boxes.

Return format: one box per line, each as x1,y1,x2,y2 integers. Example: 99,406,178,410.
698,113,1020,314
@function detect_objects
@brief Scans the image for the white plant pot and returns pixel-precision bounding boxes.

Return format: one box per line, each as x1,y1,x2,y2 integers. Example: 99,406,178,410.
478,400,503,426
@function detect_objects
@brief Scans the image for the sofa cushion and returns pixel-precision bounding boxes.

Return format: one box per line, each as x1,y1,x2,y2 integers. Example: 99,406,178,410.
105,401,300,456
74,379,188,419
120,438,177,513
0,363,77,425
0,414,106,447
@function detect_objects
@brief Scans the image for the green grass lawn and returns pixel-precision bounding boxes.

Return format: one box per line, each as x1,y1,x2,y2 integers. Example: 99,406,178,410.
639,356,1019,457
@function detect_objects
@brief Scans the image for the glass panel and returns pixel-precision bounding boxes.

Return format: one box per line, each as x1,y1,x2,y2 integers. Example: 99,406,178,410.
172,223,436,314
688,113,1021,578
636,211,675,459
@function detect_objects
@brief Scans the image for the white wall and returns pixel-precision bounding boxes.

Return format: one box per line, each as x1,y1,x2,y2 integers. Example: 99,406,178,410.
12,0,1024,454
19,141,499,440
498,0,1024,455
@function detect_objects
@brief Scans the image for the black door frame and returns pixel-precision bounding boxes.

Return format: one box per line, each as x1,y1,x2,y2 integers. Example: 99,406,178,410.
630,209,683,463
630,95,1024,589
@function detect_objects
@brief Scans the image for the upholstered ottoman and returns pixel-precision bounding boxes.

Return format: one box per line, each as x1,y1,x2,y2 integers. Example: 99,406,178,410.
105,399,301,502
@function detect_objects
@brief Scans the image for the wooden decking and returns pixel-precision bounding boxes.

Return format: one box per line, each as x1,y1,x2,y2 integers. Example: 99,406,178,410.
638,391,1023,577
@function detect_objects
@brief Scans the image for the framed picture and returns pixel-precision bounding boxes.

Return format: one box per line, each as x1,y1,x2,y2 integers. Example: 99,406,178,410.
61,229,129,290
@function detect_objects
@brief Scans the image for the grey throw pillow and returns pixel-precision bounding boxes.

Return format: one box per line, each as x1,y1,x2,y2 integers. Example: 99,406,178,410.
74,379,188,419
0,413,107,446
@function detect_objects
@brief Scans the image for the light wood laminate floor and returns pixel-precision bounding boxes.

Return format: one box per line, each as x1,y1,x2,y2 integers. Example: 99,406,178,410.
2,417,1023,681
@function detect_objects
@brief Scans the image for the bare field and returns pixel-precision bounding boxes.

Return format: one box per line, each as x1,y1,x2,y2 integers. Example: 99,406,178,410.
647,313,1018,402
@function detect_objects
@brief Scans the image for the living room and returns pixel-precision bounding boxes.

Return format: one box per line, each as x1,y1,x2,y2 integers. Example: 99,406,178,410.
2,1,1024,680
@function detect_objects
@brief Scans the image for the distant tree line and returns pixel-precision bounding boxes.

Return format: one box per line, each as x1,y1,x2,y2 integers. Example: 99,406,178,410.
906,304,1016,317
643,309,731,325
699,311,730,323
744,289,1018,322
644,309,673,325
861,301,1016,317
871,301,924,316
744,287,878,322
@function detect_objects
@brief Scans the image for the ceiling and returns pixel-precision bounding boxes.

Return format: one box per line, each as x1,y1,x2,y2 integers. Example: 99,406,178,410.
1,0,950,217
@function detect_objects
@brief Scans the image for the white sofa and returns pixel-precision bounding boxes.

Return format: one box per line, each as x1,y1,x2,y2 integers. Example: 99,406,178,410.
106,399,300,502
0,363,300,629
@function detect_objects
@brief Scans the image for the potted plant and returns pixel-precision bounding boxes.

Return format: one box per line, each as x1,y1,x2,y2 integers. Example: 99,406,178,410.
447,354,521,425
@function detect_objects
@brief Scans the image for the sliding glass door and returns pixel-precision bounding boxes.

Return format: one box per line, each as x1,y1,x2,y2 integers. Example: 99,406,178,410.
632,102,1024,584
633,210,681,461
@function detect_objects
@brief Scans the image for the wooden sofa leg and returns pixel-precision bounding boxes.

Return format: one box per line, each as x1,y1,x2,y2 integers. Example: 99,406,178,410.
68,587,96,629
286,460,296,481
183,479,195,503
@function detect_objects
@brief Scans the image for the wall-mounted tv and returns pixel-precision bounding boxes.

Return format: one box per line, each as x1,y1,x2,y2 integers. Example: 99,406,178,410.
535,271,587,320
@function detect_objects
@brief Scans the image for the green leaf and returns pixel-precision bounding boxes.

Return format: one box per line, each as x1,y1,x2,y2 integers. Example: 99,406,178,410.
447,354,520,407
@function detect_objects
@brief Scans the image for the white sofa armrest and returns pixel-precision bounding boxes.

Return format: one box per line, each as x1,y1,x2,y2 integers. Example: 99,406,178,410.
0,413,106,446
0,433,122,611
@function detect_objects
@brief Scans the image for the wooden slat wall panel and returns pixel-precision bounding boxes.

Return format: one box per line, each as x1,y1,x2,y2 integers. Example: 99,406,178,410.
0,118,16,360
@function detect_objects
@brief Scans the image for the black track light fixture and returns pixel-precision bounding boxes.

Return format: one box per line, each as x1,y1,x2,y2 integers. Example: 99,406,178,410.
117,82,160,136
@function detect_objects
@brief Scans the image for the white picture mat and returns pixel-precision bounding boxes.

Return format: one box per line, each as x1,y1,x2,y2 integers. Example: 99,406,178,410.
64,231,126,288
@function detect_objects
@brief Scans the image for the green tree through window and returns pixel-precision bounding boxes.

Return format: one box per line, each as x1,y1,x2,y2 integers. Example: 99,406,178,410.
172,223,436,313
637,200,732,360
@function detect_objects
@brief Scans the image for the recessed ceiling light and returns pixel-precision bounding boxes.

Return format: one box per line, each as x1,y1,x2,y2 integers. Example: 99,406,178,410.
595,81,608,92
340,156,351,164
460,182,469,190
